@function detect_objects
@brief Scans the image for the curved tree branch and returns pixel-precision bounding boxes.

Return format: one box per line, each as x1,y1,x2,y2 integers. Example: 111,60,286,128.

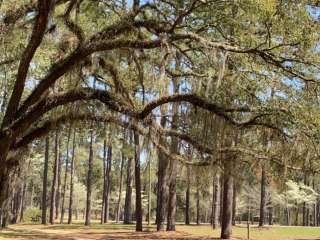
3,0,53,127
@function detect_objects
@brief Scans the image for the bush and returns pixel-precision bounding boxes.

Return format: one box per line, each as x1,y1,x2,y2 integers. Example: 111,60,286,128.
22,207,42,223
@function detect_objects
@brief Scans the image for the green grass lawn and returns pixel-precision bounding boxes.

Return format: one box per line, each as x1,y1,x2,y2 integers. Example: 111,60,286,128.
177,224,320,240
0,222,319,240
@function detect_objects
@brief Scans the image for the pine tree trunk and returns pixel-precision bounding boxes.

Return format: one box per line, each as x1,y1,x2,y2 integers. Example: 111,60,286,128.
116,151,125,223
124,154,133,224
42,136,50,224
221,161,234,239
196,185,200,225
166,67,179,231
259,164,266,227
212,172,221,229
147,155,152,225
185,166,190,225
313,177,317,226
134,131,143,231
303,172,309,226
232,183,237,226
55,141,62,220
60,126,72,223
268,204,273,225
156,114,168,231
101,138,107,223
68,129,76,224
104,144,112,223
50,130,60,224
85,128,94,226
19,182,27,222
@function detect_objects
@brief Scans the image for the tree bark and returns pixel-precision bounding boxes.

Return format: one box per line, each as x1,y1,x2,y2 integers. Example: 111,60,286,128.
221,161,234,239
147,153,152,225
60,125,72,223
185,165,190,225
41,136,50,224
68,129,76,224
232,183,237,226
124,148,133,224
303,172,309,226
259,164,266,227
101,138,107,223
212,172,221,229
55,141,62,220
134,131,143,231
166,61,180,231
268,203,273,225
115,149,125,223
50,130,60,224
196,184,200,225
103,143,112,223
19,182,27,222
85,128,94,226
156,113,168,231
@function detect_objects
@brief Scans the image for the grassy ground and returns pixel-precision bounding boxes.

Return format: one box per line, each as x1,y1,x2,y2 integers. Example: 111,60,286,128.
0,221,319,240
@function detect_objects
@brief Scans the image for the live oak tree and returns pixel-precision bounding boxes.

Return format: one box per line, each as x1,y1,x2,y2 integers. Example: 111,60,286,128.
0,0,320,239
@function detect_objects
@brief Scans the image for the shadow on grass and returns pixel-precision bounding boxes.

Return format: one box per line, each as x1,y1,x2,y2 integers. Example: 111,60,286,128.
44,222,137,230
0,223,239,240
0,227,74,240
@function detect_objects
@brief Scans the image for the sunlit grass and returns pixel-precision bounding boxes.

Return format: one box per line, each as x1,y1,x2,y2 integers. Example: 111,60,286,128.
0,221,319,239
178,224,320,240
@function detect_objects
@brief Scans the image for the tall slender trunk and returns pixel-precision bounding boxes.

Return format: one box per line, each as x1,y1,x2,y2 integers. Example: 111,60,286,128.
212,172,221,229
303,172,309,226
196,184,200,225
68,129,76,224
317,199,320,226
12,182,23,224
101,138,107,223
19,182,27,222
147,155,152,225
116,151,125,223
134,131,143,231
156,111,168,231
185,166,190,225
124,154,133,224
60,126,72,223
55,143,62,220
166,52,180,232
232,183,237,226
85,128,94,226
221,161,234,239
259,164,266,227
42,136,50,224
103,144,112,223
268,201,273,225
50,130,60,224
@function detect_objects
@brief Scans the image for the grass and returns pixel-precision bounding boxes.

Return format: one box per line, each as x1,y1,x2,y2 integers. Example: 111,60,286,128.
0,221,319,240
